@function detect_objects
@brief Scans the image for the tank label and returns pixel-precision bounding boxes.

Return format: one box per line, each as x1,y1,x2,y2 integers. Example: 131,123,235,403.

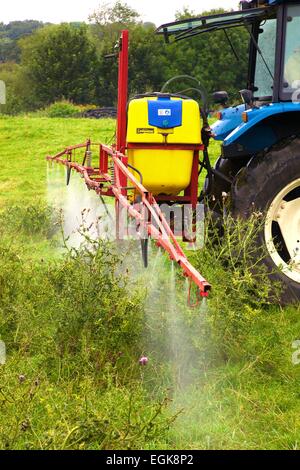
158,109,171,116
137,128,155,134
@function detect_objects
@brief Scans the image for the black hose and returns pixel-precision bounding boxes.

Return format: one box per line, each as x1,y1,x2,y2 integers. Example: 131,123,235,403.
127,163,143,185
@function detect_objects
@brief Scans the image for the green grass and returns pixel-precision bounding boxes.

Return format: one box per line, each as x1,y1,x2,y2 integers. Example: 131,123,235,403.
0,115,300,450
0,116,115,207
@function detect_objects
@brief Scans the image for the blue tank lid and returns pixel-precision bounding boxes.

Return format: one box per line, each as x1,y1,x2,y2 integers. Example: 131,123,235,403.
148,97,183,129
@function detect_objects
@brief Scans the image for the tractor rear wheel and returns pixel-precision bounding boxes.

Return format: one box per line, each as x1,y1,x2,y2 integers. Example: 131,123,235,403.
231,138,300,304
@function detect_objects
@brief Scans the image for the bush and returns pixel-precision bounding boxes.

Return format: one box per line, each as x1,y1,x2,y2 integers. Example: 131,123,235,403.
0,363,174,450
0,216,176,449
0,203,60,238
43,100,82,118
0,232,144,373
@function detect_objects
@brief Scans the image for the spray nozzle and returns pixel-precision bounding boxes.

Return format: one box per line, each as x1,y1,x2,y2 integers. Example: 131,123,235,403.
187,279,209,308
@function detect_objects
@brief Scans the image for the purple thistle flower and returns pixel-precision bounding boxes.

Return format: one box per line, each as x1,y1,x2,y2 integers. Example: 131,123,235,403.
139,356,148,366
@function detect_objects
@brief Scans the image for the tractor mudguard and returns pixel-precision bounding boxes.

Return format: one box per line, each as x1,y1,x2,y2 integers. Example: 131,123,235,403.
218,102,300,158
211,104,245,142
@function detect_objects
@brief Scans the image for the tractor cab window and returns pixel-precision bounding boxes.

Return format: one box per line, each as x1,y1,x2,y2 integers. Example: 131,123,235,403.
282,5,300,97
254,18,277,99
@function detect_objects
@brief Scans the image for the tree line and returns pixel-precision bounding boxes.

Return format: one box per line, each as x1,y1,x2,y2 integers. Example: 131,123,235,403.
0,1,249,114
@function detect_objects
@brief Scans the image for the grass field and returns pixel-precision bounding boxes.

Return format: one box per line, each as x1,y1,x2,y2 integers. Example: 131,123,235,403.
0,116,115,259
1,115,300,450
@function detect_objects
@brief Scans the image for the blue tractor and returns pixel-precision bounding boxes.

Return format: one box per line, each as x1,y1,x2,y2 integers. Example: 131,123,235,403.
157,0,300,303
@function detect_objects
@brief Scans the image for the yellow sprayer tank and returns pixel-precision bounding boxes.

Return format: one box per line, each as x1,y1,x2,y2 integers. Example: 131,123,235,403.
126,95,202,196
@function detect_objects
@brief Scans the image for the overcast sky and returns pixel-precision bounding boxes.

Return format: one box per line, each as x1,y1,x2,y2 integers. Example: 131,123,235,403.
2,0,240,25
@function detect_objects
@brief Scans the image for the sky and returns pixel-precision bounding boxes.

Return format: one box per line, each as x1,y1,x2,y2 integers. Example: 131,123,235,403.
1,0,240,26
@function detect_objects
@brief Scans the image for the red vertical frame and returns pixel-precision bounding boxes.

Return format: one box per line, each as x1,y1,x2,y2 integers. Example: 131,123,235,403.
116,30,129,154
116,30,129,197
184,151,199,210
190,151,199,210
115,30,129,239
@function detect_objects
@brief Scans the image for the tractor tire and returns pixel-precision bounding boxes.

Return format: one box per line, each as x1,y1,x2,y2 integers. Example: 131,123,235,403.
231,138,300,304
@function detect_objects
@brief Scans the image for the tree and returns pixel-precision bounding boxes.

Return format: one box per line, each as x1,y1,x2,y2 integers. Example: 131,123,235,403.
0,62,34,113
170,8,249,101
0,20,48,63
0,38,20,63
89,1,140,26
175,7,196,20
95,23,174,106
20,24,99,106
89,1,141,44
